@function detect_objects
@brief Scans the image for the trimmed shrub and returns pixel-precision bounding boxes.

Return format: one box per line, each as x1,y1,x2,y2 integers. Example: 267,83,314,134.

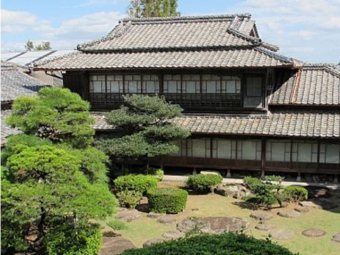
121,232,298,255
116,190,143,209
186,174,223,193
148,168,164,181
107,220,128,230
147,187,188,214
44,223,102,255
114,174,159,194
283,186,308,202
243,176,262,191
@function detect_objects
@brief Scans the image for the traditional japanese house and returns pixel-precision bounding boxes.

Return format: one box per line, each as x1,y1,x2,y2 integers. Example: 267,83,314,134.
36,14,340,180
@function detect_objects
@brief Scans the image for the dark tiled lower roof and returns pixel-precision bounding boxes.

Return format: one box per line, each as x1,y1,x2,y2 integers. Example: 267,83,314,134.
1,61,46,103
270,65,340,106
91,111,340,139
1,110,21,146
36,47,292,71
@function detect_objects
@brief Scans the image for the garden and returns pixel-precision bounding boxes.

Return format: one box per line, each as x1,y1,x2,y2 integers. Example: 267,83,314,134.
101,173,340,255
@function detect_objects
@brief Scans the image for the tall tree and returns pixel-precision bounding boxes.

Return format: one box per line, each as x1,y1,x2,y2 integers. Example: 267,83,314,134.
25,40,34,51
2,87,116,253
97,94,190,169
127,0,180,18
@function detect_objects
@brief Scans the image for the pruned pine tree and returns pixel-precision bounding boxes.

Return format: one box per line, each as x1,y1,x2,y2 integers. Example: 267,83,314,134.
127,0,180,18
97,94,190,169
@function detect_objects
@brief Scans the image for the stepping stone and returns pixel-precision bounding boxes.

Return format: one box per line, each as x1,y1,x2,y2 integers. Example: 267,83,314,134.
100,236,136,255
294,206,309,213
332,232,340,243
143,238,166,247
277,210,301,218
299,201,321,208
250,211,273,221
115,209,141,222
302,228,326,237
157,216,176,224
163,230,185,239
147,212,165,219
177,217,250,234
269,229,294,240
255,222,276,231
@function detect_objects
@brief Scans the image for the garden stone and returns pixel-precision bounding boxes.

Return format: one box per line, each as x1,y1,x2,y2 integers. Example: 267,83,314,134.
305,186,331,198
157,216,176,224
269,229,294,240
332,232,340,243
147,212,165,219
143,238,166,247
294,206,309,213
115,209,141,222
299,201,321,209
163,230,185,239
250,211,273,221
100,236,136,255
277,210,301,218
255,222,276,231
302,228,326,237
177,217,250,234
215,184,251,199
314,198,338,210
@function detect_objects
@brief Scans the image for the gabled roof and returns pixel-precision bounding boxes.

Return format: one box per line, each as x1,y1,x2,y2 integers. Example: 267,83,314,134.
1,61,46,103
270,64,340,106
78,14,268,53
37,14,294,71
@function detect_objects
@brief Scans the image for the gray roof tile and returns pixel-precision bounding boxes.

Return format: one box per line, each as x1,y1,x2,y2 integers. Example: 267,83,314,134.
91,111,340,139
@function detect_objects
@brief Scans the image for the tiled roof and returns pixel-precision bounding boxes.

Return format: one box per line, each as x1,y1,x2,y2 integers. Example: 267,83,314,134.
78,14,263,52
91,111,340,139
1,61,46,103
271,64,340,106
36,47,292,71
1,110,21,146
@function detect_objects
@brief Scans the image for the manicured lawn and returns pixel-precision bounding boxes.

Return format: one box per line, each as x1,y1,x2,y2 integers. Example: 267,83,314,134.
103,181,340,255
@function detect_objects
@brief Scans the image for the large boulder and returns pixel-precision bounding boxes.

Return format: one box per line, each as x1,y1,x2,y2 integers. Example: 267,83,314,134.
163,230,185,240
177,217,250,234
101,236,136,255
215,184,251,199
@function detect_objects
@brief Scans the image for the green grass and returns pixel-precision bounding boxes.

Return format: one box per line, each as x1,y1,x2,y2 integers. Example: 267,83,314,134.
103,181,340,255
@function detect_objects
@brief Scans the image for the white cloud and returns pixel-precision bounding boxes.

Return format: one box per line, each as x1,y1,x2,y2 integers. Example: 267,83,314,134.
1,9,38,32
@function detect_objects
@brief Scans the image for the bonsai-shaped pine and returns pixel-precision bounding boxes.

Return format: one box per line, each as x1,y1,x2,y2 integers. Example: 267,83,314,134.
97,94,190,170
5,87,95,149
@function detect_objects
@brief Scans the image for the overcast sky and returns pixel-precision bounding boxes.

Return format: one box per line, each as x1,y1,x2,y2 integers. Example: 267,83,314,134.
1,0,340,63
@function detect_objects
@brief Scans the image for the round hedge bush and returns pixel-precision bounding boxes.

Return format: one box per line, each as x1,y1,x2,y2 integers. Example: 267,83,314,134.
283,186,308,202
114,174,159,194
121,232,298,255
147,187,188,214
44,223,102,255
186,174,223,193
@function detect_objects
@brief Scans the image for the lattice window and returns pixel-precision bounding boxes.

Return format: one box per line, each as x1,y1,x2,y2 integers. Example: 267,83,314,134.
292,141,318,163
212,139,236,159
320,143,340,164
266,140,291,162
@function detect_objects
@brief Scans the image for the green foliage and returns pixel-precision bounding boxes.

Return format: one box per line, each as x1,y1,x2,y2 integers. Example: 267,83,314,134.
1,145,116,252
107,220,128,230
97,94,190,164
148,168,164,181
283,186,308,202
186,174,223,193
243,176,263,192
243,176,285,208
116,190,143,209
147,187,188,214
114,174,159,194
5,87,94,148
121,232,298,255
127,0,180,18
44,223,102,255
